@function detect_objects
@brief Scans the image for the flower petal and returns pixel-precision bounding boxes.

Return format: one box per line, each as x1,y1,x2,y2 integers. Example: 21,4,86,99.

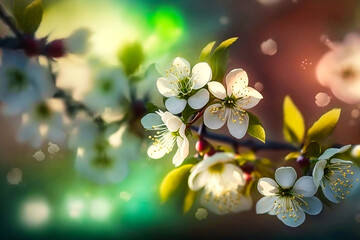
173,57,191,79
256,196,278,214
299,197,322,215
203,103,227,129
141,113,162,130
226,68,249,97
312,159,327,188
236,87,263,109
188,171,209,191
226,111,249,139
257,177,279,196
188,89,209,110
278,207,306,228
165,116,183,132
275,167,297,189
321,183,339,203
147,144,167,159
165,97,187,114
318,145,351,160
156,77,178,97
293,176,317,197
191,62,212,89
208,81,226,99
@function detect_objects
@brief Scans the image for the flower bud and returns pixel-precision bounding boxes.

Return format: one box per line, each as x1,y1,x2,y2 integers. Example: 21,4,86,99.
23,37,41,57
204,147,216,158
240,162,255,174
296,155,310,168
46,39,66,58
244,173,253,183
195,138,209,153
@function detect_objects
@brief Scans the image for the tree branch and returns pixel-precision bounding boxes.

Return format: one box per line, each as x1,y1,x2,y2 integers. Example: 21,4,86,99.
0,4,24,41
190,126,299,152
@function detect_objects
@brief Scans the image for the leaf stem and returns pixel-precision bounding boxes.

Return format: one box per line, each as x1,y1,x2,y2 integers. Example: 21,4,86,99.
0,4,24,41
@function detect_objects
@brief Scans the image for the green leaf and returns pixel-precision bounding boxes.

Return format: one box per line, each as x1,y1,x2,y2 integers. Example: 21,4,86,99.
283,96,305,145
183,189,196,213
22,0,43,34
118,41,145,76
247,112,266,143
210,37,238,82
285,152,300,161
199,41,216,62
181,105,198,122
302,141,321,158
307,108,341,142
160,164,193,202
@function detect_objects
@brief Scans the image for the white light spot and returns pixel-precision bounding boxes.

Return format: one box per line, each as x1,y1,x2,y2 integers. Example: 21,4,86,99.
352,145,360,158
351,109,360,119
67,199,84,219
257,0,282,5
195,208,208,220
254,82,264,92
48,142,60,154
315,92,331,107
33,150,45,161
119,192,132,201
219,16,229,25
7,168,22,185
21,198,50,228
260,39,277,56
300,58,312,70
90,198,111,220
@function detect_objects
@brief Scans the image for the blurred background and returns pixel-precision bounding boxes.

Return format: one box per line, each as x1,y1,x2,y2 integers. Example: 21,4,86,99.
1,0,360,239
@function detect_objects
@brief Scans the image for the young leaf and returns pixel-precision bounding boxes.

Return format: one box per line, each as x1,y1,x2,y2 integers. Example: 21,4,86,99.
307,108,341,142
183,189,196,213
210,37,238,82
247,112,266,143
283,96,305,145
302,141,321,158
22,0,43,34
160,164,193,203
285,152,300,161
199,41,216,62
118,41,145,76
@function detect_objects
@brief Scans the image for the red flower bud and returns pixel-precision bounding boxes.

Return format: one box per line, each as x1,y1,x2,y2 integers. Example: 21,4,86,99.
195,138,209,153
204,147,216,158
241,162,255,174
296,155,310,168
23,37,41,57
46,39,66,58
244,173,253,183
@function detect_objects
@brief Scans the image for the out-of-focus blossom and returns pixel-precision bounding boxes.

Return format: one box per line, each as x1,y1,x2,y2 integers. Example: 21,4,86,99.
17,99,67,148
157,57,212,114
316,32,360,104
84,67,129,113
352,145,360,158
33,150,45,161
313,145,360,203
351,109,360,119
48,142,60,154
260,39,278,56
21,197,50,228
188,152,252,215
7,168,22,185
141,110,189,166
256,167,322,227
195,208,208,220
0,50,55,115
204,69,263,139
315,92,331,107
72,116,139,184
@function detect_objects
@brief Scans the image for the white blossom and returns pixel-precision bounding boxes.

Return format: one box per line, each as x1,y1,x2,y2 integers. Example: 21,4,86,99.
64,28,91,55
204,69,263,139
316,32,360,104
141,110,189,167
188,152,252,215
0,49,55,115
256,167,322,227
17,99,67,148
313,145,360,203
156,57,212,114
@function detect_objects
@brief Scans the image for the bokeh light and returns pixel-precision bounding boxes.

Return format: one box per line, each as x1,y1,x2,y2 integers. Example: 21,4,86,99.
20,197,50,228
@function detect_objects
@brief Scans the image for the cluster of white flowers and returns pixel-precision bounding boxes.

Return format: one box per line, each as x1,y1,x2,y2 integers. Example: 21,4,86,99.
256,146,360,227
142,57,263,167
